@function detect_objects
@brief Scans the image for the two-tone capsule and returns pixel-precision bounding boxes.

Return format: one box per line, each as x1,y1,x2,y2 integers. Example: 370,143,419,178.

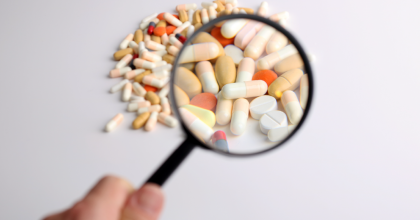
221,80,268,99
179,42,219,63
230,98,249,135
105,113,124,132
211,130,229,152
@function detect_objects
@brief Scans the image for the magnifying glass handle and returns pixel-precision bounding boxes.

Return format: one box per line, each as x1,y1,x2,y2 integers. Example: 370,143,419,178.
145,137,198,186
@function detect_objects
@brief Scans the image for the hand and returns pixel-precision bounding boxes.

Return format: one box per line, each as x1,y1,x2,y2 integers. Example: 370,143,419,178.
43,175,164,220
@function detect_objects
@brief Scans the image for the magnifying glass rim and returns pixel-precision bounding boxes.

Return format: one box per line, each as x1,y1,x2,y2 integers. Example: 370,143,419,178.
169,13,314,157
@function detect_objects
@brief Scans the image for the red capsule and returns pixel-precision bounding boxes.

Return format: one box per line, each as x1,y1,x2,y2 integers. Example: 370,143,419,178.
175,33,187,43
133,54,139,59
147,21,156,35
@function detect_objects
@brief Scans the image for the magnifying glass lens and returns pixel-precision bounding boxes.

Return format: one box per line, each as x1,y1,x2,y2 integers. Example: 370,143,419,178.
171,15,311,155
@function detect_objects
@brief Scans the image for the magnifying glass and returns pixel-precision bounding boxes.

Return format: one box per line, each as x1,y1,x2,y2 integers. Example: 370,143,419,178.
146,13,314,186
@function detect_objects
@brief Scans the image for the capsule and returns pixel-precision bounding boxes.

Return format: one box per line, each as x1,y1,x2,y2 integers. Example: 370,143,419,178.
300,74,309,109
257,1,269,17
163,13,183,27
169,36,183,49
138,41,146,52
133,58,156,69
179,108,213,142
175,33,187,43
195,61,219,94
105,113,123,132
281,90,303,125
134,30,144,43
151,50,168,57
122,82,132,102
128,101,151,112
158,84,170,98
244,25,275,60
221,80,267,99
186,25,195,38
125,69,145,80
128,41,139,54
142,75,170,88
141,51,161,62
109,66,132,78
160,97,171,115
235,57,255,82
145,40,165,51
210,130,229,152
274,54,304,74
201,8,209,24
215,92,233,125
221,19,249,39
161,33,169,46
188,9,194,23
208,6,217,20
220,0,237,6
145,111,159,131
268,69,303,99
132,112,151,129
168,45,180,56
176,3,197,11
158,113,178,127
110,79,129,93
257,44,297,70
230,98,249,135
138,104,162,115
147,21,156,35
119,34,134,50
234,21,264,50
269,11,289,22
179,43,219,63
174,21,191,34
130,94,145,102
133,82,147,97
141,13,158,24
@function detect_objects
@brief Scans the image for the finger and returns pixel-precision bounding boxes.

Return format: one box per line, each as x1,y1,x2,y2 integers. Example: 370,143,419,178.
120,183,165,220
65,175,134,220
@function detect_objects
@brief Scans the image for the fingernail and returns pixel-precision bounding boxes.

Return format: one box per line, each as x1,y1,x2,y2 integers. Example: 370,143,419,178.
131,183,164,216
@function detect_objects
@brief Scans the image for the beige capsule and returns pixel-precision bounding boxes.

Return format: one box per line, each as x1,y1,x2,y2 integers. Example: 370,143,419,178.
174,84,190,106
132,112,151,129
215,56,236,88
113,48,134,61
145,91,161,105
133,70,152,83
193,10,201,25
237,7,254,14
179,10,189,23
151,35,161,44
268,69,304,99
213,0,225,12
134,29,144,44
163,54,175,64
179,62,196,72
175,67,202,99
191,32,224,62
274,54,304,75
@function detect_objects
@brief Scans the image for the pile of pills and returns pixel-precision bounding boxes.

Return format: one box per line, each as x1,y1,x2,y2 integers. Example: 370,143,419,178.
105,0,312,153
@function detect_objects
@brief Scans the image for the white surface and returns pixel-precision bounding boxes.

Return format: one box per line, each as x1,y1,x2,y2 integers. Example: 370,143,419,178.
0,0,420,220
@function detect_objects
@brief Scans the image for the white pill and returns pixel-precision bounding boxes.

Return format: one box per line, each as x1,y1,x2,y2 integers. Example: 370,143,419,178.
105,113,123,132
133,82,147,97
257,1,269,17
236,57,255,83
128,41,139,54
151,50,168,57
110,79,129,93
158,113,178,127
119,34,134,50
161,33,169,46
174,21,191,34
141,13,158,24
152,64,172,73
267,124,295,142
158,84,170,98
188,9,194,23
221,19,249,39
128,101,151,112
154,70,170,78
224,45,244,66
230,98,249,135
122,82,132,102
249,95,278,120
208,6,217,20
145,111,159,131
160,97,171,115
130,95,145,102
259,110,287,134
187,25,195,38
281,90,303,125
201,2,217,9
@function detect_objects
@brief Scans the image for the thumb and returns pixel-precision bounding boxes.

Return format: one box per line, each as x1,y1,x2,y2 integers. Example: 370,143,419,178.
120,183,165,220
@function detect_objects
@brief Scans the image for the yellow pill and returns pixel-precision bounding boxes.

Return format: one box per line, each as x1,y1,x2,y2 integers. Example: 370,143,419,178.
215,55,236,88
114,48,134,61
193,10,202,25
179,62,196,72
175,67,202,99
194,22,203,31
274,54,304,75
133,70,151,83
213,0,225,12
268,69,304,99
145,91,160,105
151,35,161,44
162,54,175,64
132,112,151,129
174,85,190,106
179,10,189,23
181,104,216,128
134,29,143,44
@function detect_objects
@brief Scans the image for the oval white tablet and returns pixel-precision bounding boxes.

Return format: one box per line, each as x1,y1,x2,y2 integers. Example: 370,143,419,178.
259,110,287,134
249,95,277,119
224,45,244,66
268,124,296,142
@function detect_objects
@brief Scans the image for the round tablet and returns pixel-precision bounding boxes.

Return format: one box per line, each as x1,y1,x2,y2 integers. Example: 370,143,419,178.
224,45,244,65
259,110,287,134
267,126,289,142
249,95,278,119
190,93,217,111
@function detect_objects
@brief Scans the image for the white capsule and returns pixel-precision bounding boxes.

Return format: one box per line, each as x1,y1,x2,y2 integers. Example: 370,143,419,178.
230,98,249,135
188,9,194,23
158,113,178,127
179,42,219,63
160,97,171,115
265,32,288,54
154,70,170,78
141,13,158,24
139,41,146,51
208,6,217,20
153,64,172,73
257,1,269,17
176,3,197,11
179,108,214,142
115,54,133,69
281,90,303,125
143,33,151,42
235,57,255,82
158,84,170,98
201,2,217,9
215,92,233,125
133,82,147,97
119,34,134,50
249,95,278,120
224,45,244,65
186,25,195,38
244,25,276,60
163,13,183,27
138,104,162,115
141,51,162,62
221,19,249,39
174,21,191,34
109,66,132,78
125,69,145,80
221,80,268,99
130,94,145,102
145,40,166,51
168,45,180,56
145,111,159,131
258,44,297,70
128,41,139,54
122,82,132,102
133,58,156,69
201,9,209,24
142,75,170,88
161,33,169,46
110,79,129,93
259,110,288,134
151,50,167,57
195,61,219,94
128,101,151,112
105,113,123,132
169,36,183,49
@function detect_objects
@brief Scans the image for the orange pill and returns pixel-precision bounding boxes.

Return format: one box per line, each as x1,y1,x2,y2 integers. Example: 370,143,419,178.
144,85,158,92
157,12,165,20
154,20,167,36
166,25,177,35
190,93,218,112
211,27,234,47
252,70,278,87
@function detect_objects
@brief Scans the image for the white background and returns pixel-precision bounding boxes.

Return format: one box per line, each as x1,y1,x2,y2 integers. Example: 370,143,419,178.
1,0,419,219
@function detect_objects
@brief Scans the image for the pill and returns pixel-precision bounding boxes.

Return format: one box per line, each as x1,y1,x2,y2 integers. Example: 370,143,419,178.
222,80,268,99
188,9,195,23
122,82,132,102
225,3,233,10
145,111,159,131
236,57,255,82
267,125,290,142
114,48,134,61
158,113,178,127
119,34,134,50
161,33,169,46
130,94,145,102
213,0,225,12
190,92,217,111
132,112,151,129
133,82,147,97
145,91,160,105
224,45,244,66
158,84,170,98
266,32,288,54
145,40,165,51
210,130,229,152
179,108,214,142
300,74,309,109
194,22,203,31
252,70,278,87
160,97,171,114
244,25,275,60
138,41,146,51
128,41,139,54
150,50,167,57
175,33,187,43
141,13,158,24
166,25,177,35
164,13,183,27
210,27,234,47
181,104,215,128
153,70,169,79
141,51,162,62
133,58,156,69
169,36,183,49
166,46,178,56
208,6,217,20
269,11,289,23
257,44,298,70
192,10,202,25
215,55,236,88
176,3,197,11
248,95,277,120
180,62,196,72
110,79,129,93
174,67,202,99
232,8,240,14
186,25,195,38
220,0,237,6
178,9,188,22
230,98,249,135
138,104,162,115
215,91,233,125
133,30,144,43
195,61,219,94
128,101,151,112
191,32,225,60
274,54,303,75
234,21,264,50
115,54,133,69
201,8,209,24
151,34,161,43
144,85,158,92
236,7,254,14
259,110,287,134
142,75,170,88
221,19,249,39
268,69,303,99
281,90,303,125
178,42,219,63
174,85,190,106
152,20,166,36
105,113,123,132
109,66,132,78
153,64,172,73
174,21,191,34
133,70,152,83
257,1,269,17
202,2,217,9
147,21,156,35
143,33,151,42
162,54,175,64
